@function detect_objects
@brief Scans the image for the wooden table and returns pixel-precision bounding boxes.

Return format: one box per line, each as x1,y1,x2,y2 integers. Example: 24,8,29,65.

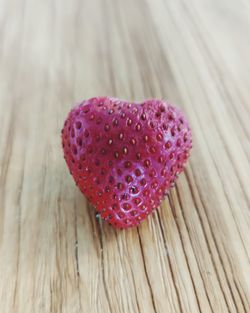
0,0,249,312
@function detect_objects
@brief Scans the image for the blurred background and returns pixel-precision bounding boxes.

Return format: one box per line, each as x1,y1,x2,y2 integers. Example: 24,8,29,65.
0,0,249,312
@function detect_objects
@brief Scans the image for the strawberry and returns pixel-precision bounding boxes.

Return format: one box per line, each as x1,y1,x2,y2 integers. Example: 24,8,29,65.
62,97,192,228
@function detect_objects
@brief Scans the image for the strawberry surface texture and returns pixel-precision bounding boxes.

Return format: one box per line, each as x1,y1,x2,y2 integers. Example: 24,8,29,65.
62,97,192,229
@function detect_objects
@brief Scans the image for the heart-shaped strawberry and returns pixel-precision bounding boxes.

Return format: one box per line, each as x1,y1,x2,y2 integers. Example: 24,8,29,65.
62,97,192,228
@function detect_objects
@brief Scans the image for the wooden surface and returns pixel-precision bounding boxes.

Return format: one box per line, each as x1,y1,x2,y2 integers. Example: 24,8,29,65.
0,0,249,312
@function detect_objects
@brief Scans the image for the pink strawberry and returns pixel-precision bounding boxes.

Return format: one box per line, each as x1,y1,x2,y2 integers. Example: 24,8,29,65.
62,97,192,228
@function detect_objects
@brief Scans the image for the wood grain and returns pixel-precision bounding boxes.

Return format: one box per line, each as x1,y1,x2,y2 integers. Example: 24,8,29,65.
0,0,249,312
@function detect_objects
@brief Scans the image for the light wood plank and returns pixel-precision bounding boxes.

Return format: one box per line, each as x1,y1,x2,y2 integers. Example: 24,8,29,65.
0,0,249,312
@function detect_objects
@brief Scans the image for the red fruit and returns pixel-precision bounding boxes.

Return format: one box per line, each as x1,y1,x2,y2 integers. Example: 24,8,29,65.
62,97,192,229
